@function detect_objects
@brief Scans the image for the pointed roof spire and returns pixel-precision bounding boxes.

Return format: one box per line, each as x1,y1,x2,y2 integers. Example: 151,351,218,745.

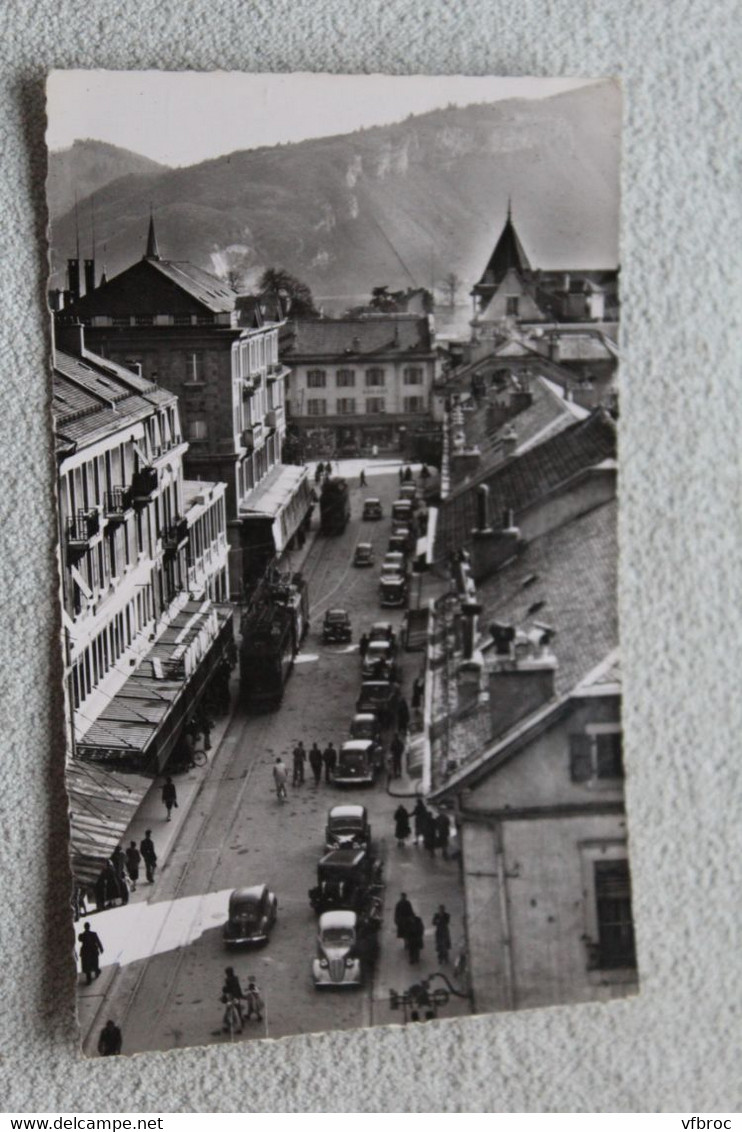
474,201,531,292
507,195,512,222
144,208,160,260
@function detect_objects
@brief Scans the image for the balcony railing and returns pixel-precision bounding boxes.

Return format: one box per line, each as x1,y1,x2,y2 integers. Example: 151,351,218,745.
131,466,158,503
104,487,133,522
163,517,189,554
66,509,99,563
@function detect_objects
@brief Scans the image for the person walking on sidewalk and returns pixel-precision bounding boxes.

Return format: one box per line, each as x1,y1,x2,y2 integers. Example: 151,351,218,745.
125,841,141,891
111,844,126,888
359,469,367,487
322,741,337,784
435,810,451,860
394,893,415,942
162,776,178,821
309,742,323,787
412,798,429,846
140,830,157,884
221,967,245,1032
390,732,405,779
422,811,437,858
244,976,264,1023
433,904,452,964
407,914,425,965
273,757,288,800
359,633,370,660
78,922,104,985
394,804,411,847
97,1019,122,1056
292,741,307,786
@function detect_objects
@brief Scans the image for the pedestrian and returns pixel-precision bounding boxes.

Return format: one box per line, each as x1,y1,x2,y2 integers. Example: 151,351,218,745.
420,464,431,480
162,776,178,821
435,810,451,860
110,844,126,886
394,892,415,941
125,840,141,891
292,740,306,785
359,632,370,660
412,798,428,846
140,830,157,884
105,859,128,906
78,922,104,985
308,742,323,786
372,444,379,458
72,882,88,921
407,914,425,964
315,461,324,483
411,674,424,709
359,469,367,487
97,1019,122,1056
422,810,437,858
397,696,410,734
221,966,244,1032
404,466,413,482
322,741,337,783
398,466,404,483
273,757,288,800
433,904,452,964
394,803,411,847
244,976,264,1022
390,732,405,779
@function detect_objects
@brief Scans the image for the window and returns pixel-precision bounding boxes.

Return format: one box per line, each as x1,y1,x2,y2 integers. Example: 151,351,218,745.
506,296,520,316
173,314,192,327
594,860,636,969
134,315,153,327
403,396,425,413
188,419,208,441
404,367,423,384
307,369,327,388
187,352,204,383
569,726,623,782
366,397,385,414
336,398,356,415
365,368,385,387
112,316,130,328
336,369,356,387
306,399,327,416
196,313,215,326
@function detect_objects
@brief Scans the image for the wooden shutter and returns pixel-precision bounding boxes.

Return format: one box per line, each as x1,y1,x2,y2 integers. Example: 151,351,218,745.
569,733,593,782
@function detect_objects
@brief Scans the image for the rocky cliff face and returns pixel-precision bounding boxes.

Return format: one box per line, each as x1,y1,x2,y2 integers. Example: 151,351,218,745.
47,82,620,298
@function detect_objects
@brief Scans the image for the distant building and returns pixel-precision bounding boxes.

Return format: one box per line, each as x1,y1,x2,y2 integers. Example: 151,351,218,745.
53,324,233,885
283,316,439,456
55,218,311,598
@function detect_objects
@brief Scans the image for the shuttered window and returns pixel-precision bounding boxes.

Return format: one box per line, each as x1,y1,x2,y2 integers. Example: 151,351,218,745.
594,860,636,969
569,734,593,782
596,732,623,778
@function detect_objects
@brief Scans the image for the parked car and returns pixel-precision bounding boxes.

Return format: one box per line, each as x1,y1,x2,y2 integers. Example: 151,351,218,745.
379,575,408,608
308,846,383,915
362,498,383,520
325,803,371,850
369,621,397,651
388,531,412,556
356,680,400,726
353,542,375,567
323,608,352,643
350,712,383,746
361,639,398,681
382,551,405,570
312,910,363,988
391,499,414,524
223,884,278,947
399,483,418,504
333,739,379,786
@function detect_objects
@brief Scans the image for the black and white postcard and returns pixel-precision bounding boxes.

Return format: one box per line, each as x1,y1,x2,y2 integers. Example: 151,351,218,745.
45,71,633,1056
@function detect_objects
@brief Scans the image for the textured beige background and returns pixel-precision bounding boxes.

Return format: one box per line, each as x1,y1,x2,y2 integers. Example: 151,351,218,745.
0,0,740,1113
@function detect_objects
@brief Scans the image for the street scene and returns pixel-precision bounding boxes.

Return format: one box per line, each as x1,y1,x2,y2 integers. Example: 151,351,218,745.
46,72,635,1056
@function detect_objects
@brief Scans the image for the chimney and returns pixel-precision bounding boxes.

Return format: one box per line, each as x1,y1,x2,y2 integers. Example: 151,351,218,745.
56,321,86,357
487,629,557,738
501,425,518,458
470,507,522,581
67,258,80,303
475,484,491,533
84,258,96,296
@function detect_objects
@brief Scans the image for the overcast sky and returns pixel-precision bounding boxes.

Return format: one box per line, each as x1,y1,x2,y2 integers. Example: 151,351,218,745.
47,72,599,167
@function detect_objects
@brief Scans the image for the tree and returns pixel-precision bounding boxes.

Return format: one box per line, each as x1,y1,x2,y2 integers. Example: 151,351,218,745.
259,268,319,319
440,272,462,307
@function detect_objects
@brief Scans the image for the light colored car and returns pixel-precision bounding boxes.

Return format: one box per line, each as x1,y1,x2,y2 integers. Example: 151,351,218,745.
313,910,363,988
353,542,375,567
325,804,371,850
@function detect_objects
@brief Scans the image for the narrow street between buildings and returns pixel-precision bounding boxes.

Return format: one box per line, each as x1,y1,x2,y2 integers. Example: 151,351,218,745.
77,462,470,1052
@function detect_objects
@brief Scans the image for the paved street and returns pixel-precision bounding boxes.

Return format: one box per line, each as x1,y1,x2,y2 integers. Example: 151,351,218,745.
80,464,470,1052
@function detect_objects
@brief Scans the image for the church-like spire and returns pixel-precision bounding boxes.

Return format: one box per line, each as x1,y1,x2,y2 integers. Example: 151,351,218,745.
144,209,160,260
473,202,531,295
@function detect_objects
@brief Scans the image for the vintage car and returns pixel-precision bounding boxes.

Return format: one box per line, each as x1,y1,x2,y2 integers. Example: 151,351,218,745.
325,803,371,850
350,712,383,746
388,531,412,556
379,574,408,608
356,680,399,725
333,739,379,786
308,846,383,915
382,551,405,570
399,483,418,507
361,639,398,681
322,608,352,643
369,621,397,650
353,542,375,567
391,499,414,524
362,497,383,520
312,910,363,989
223,883,278,947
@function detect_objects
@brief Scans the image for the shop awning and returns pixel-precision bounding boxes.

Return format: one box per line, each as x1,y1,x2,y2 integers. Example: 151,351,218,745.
239,463,312,553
